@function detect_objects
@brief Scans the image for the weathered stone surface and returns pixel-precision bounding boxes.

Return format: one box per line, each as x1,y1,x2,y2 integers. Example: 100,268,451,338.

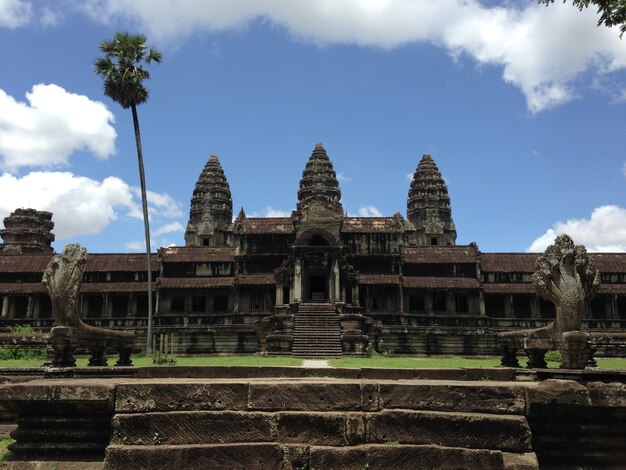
276,412,347,446
586,381,626,407
366,410,532,452
526,379,589,407
0,382,115,412
103,443,283,470
379,381,527,414
112,411,274,445
281,444,310,470
248,381,361,410
367,444,504,470
309,445,368,469
360,382,380,411
501,451,539,469
114,382,248,412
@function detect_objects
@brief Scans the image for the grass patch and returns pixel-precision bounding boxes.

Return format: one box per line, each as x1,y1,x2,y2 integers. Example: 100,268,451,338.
0,354,625,370
0,354,303,368
329,356,509,369
0,437,14,462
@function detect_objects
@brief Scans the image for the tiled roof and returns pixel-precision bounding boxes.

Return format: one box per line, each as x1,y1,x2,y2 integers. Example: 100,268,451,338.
482,283,535,294
359,274,400,285
159,246,235,262
238,218,294,235
403,276,480,289
342,217,402,233
85,253,158,272
480,254,539,273
0,282,45,294
80,282,150,293
0,254,52,272
589,253,626,273
402,245,478,264
159,277,234,289
237,274,276,285
597,284,626,294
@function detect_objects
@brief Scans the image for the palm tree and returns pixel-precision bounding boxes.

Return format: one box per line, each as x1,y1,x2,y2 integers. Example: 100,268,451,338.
94,32,162,352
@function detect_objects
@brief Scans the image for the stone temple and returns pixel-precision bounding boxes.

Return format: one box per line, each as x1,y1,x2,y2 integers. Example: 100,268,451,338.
0,143,625,356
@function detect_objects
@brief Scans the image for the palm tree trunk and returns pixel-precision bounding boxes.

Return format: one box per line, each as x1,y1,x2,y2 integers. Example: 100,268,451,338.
131,104,154,353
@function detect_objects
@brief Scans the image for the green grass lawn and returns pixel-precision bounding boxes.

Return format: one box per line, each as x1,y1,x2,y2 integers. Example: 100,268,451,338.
0,354,624,369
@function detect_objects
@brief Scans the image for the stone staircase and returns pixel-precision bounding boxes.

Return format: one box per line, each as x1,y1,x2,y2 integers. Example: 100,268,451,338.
103,378,538,469
292,302,342,358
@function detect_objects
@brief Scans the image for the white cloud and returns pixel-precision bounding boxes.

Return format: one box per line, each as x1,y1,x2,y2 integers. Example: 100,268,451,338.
0,84,116,170
125,241,145,251
0,171,181,240
622,161,626,178
528,205,626,253
264,206,290,217
74,0,626,112
336,171,351,182
349,206,383,217
406,172,414,182
153,221,184,236
0,0,31,28
129,188,183,220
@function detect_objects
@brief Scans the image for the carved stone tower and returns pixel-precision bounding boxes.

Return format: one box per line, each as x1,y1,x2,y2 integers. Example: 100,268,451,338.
185,155,233,247
295,142,343,228
0,208,55,254
407,154,456,246
289,144,345,303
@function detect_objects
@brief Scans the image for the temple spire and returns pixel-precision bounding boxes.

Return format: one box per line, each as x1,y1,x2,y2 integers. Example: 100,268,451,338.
296,143,343,217
407,153,456,246
185,154,233,247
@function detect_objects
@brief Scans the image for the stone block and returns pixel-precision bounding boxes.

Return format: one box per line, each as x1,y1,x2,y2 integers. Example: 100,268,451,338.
366,444,505,470
586,381,626,407
248,382,361,410
366,410,532,452
310,445,368,470
111,411,274,445
115,382,248,412
276,412,347,446
360,382,380,411
103,443,284,470
379,382,527,414
526,379,590,409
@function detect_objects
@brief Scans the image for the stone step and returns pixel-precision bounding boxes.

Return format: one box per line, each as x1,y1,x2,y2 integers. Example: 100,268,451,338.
113,380,528,415
104,442,533,470
110,410,532,452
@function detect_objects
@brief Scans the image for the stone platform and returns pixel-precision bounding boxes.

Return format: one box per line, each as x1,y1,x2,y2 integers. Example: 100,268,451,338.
0,367,624,469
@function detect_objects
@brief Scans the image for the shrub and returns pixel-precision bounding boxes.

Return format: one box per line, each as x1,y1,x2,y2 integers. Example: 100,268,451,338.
0,324,47,361
544,350,563,363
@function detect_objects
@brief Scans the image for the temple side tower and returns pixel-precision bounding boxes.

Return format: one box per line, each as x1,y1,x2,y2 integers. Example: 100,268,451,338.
0,208,55,254
407,154,456,246
185,155,233,247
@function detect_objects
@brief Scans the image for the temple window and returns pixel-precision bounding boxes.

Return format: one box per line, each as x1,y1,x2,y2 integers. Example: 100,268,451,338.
170,295,185,312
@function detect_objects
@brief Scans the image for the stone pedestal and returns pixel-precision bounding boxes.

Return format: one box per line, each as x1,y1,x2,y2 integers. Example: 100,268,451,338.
559,331,591,369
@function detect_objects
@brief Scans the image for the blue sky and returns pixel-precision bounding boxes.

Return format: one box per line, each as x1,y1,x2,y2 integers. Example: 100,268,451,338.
0,0,625,253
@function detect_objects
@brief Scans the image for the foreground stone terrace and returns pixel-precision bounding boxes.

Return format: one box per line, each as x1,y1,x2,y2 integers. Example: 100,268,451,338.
0,367,624,469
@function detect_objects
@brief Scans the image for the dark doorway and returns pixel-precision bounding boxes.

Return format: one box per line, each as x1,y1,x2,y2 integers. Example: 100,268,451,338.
309,275,327,301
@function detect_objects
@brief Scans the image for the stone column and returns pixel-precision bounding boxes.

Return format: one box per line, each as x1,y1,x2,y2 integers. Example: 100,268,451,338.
294,258,302,303
531,296,540,319
504,295,513,319
103,293,109,319
399,284,404,313
333,258,340,303
446,291,454,315
352,284,359,307
1,296,7,318
426,292,433,316
26,296,34,319
478,291,486,316
129,293,135,317
610,294,618,320
275,283,283,305
364,286,370,313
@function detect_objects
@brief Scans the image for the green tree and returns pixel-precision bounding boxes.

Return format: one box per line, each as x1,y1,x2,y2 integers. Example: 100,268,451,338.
94,32,162,352
539,0,626,37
